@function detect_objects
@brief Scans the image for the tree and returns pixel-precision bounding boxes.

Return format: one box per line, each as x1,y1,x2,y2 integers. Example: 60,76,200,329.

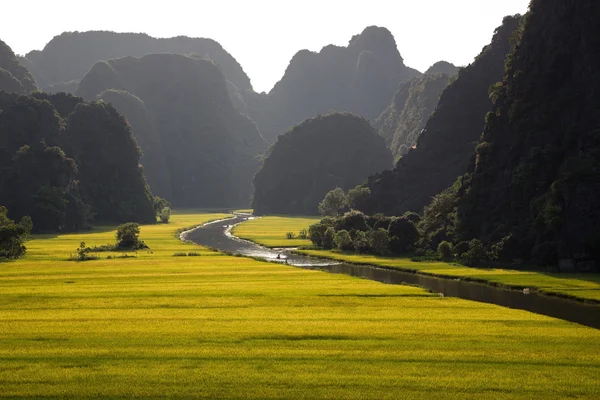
353,231,370,253
334,210,370,233
309,223,328,247
347,187,371,212
0,206,32,259
368,229,390,255
388,217,420,254
334,230,353,251
159,207,171,224
437,241,453,260
116,222,142,248
323,227,336,250
318,188,348,217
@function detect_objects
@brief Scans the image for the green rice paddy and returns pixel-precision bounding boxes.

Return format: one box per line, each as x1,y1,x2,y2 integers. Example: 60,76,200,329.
234,216,600,302
0,212,599,399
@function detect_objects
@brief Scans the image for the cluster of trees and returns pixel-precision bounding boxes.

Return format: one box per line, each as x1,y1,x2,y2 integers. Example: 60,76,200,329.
76,53,267,207
376,71,455,160
0,39,37,94
308,211,421,256
252,113,393,215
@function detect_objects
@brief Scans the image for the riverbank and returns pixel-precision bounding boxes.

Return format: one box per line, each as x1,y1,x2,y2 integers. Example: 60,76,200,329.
233,216,600,303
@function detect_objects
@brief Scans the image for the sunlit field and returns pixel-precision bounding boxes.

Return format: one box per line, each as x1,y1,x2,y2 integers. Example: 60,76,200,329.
232,215,320,247
235,216,600,302
1,212,599,399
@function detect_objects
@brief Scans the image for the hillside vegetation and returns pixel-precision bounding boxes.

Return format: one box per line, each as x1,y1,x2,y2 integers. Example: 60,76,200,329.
252,113,393,215
365,16,522,215
77,54,267,207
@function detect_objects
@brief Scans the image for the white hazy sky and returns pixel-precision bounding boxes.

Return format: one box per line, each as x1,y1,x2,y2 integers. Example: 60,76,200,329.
1,0,530,92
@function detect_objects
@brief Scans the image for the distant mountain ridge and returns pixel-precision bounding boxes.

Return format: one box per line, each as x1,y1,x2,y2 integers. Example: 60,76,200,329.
18,31,252,91
0,39,37,94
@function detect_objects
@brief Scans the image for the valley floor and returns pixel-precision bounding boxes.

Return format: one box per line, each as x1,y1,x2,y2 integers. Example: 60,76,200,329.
233,216,600,302
0,212,599,399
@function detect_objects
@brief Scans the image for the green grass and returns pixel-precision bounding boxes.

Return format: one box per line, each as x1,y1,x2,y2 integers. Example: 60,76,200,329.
0,211,599,399
234,216,600,302
232,215,320,247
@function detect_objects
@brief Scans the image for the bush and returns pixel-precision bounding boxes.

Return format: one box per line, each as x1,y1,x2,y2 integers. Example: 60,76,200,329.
437,241,453,260
318,187,348,217
308,223,328,247
353,231,370,253
286,232,296,239
368,229,390,255
323,227,336,250
388,217,420,254
334,210,370,233
334,230,353,251
0,207,31,259
158,207,171,223
69,241,99,261
116,222,143,248
462,239,486,267
454,241,470,258
298,229,308,239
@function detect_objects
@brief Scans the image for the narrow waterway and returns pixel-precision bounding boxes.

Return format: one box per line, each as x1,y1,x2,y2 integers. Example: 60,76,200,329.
182,215,600,329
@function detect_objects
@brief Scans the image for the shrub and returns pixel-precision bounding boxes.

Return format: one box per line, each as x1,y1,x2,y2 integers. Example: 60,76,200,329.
0,207,32,259
334,230,353,251
308,223,328,247
323,227,336,250
353,231,370,253
318,187,348,217
187,252,201,257
116,222,143,248
454,241,470,258
158,207,171,223
462,239,486,267
69,241,99,261
368,229,390,255
173,252,188,257
437,241,453,260
298,229,308,239
286,232,296,239
388,217,420,254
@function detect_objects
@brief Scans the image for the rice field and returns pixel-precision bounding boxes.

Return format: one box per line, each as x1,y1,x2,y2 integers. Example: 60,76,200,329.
234,216,600,302
0,212,599,399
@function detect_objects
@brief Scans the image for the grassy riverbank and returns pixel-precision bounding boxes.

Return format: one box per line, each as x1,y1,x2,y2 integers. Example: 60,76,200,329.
234,216,600,302
1,211,599,399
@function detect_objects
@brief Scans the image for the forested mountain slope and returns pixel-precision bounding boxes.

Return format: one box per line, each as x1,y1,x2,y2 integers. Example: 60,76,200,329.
0,39,37,94
365,16,522,215
443,0,600,265
252,113,393,215
77,54,266,207
0,92,155,231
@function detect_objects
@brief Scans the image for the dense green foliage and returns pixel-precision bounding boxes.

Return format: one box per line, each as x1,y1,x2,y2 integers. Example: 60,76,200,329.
18,31,251,92
365,16,522,215
309,211,420,255
237,26,421,143
0,206,31,259
77,54,266,207
252,113,393,215
0,91,155,231
425,0,600,267
376,72,452,158
0,40,37,94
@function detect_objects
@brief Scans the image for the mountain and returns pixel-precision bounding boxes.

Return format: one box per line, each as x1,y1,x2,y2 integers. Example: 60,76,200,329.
252,113,393,215
365,15,522,215
77,53,267,207
0,39,37,94
19,31,251,92
425,61,459,76
0,91,155,231
445,0,600,266
240,26,421,143
376,72,452,159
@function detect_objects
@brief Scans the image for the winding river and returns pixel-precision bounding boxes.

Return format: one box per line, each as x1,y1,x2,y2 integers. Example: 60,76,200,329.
182,214,600,329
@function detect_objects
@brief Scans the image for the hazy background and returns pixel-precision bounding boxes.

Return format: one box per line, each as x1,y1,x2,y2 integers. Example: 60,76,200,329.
1,0,530,92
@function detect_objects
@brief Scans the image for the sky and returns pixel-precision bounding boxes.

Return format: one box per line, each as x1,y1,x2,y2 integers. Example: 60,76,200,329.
1,0,530,93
